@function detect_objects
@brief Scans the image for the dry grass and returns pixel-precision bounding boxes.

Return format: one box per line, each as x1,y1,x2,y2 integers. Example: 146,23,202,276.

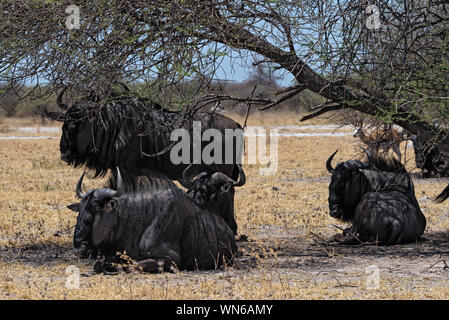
1,113,449,300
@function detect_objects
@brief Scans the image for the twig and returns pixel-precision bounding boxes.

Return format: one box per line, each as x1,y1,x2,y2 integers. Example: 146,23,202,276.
333,276,358,288
329,224,363,244
300,104,344,122
424,260,449,272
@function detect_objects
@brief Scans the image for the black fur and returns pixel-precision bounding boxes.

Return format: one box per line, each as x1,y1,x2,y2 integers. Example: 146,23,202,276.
69,169,237,272
58,97,243,180
327,152,426,244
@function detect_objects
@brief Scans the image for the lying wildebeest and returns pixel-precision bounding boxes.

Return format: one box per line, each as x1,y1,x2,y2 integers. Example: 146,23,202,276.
411,135,449,178
326,149,426,245
68,168,237,273
68,168,177,258
49,88,244,180
70,165,245,258
180,163,246,235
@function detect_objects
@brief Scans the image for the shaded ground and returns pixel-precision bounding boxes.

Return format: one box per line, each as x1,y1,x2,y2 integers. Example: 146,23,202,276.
1,116,449,299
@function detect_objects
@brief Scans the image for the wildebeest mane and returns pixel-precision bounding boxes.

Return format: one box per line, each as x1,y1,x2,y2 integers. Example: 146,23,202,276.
66,98,181,177
367,154,406,174
106,168,178,196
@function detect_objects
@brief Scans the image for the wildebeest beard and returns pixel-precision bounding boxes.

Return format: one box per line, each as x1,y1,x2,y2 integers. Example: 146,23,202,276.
56,97,243,180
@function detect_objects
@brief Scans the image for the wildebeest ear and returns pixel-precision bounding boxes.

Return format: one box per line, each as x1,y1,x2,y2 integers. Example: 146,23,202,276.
67,203,80,212
221,182,233,193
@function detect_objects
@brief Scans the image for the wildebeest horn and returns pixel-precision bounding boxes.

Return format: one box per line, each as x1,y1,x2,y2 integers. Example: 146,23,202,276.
179,163,193,189
210,172,234,185
76,171,87,199
92,168,125,199
326,150,338,173
57,87,68,110
181,163,200,187
360,146,372,167
45,109,65,122
210,165,246,187
115,167,124,197
233,164,246,187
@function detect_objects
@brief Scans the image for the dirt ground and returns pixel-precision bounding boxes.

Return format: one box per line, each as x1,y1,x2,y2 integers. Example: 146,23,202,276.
1,113,449,299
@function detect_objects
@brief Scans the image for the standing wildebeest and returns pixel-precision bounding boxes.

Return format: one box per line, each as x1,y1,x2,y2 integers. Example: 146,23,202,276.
49,89,244,180
180,164,246,235
326,149,426,244
68,168,237,273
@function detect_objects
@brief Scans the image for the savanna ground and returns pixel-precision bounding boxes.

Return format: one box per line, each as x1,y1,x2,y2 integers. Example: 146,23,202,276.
1,112,449,299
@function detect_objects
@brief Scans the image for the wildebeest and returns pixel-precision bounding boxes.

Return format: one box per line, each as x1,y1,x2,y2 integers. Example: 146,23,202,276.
68,168,177,258
180,164,246,235
326,149,426,245
68,168,237,273
49,89,244,180
411,134,449,178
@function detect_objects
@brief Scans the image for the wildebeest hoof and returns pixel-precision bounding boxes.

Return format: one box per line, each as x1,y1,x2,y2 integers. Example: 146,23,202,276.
329,233,358,244
329,233,342,242
93,260,105,274
237,234,248,242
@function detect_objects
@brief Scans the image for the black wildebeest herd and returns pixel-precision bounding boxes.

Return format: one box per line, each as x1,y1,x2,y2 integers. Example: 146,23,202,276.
49,88,449,273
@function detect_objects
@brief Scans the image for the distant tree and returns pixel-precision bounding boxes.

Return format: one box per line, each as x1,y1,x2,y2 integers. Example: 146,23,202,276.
0,83,19,116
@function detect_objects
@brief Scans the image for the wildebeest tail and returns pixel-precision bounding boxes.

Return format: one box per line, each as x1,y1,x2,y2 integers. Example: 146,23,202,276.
435,184,449,203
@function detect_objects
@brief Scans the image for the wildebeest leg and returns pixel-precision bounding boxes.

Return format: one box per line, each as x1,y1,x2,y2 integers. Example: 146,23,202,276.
226,193,238,236
138,202,183,271
93,259,120,274
137,257,178,273
331,225,362,245
384,219,402,245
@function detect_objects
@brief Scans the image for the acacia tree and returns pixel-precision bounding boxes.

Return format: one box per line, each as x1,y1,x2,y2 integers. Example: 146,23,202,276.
1,1,448,149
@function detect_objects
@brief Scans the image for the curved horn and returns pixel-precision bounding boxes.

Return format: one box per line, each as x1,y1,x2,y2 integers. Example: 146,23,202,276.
92,168,125,199
115,167,124,197
326,150,338,173
76,172,87,199
57,87,68,110
45,109,66,122
211,172,235,185
210,165,246,187
233,165,246,187
360,146,372,167
182,164,198,187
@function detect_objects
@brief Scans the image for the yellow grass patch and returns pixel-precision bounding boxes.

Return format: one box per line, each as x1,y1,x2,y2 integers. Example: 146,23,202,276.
0,113,449,300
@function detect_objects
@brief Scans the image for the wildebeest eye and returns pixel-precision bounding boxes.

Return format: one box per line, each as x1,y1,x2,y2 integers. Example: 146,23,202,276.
90,202,102,214
221,183,232,193
105,199,117,211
